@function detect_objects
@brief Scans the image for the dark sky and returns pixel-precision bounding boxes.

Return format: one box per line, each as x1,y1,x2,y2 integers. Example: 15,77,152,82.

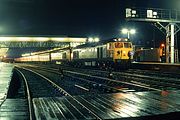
0,0,176,37
1,0,180,57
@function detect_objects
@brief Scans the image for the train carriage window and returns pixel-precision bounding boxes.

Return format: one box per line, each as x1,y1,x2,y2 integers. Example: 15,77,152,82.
124,43,132,48
108,43,114,49
115,42,123,48
62,53,66,59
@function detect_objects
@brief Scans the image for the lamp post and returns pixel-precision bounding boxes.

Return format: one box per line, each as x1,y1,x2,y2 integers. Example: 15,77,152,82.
122,28,136,39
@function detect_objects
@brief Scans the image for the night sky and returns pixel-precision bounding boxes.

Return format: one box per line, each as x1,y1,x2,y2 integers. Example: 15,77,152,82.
1,0,180,57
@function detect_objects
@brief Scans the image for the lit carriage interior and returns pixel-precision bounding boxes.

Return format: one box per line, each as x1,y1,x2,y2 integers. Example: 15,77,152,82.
15,38,133,69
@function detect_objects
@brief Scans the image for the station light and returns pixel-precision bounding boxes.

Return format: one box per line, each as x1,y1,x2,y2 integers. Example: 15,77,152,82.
126,8,137,18
88,37,94,42
94,38,100,42
121,28,136,39
147,9,158,18
130,29,136,34
88,37,100,42
161,43,165,47
122,28,128,34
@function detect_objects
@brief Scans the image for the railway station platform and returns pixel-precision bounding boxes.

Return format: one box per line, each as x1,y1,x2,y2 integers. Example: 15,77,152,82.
0,63,30,119
33,90,180,120
0,62,14,106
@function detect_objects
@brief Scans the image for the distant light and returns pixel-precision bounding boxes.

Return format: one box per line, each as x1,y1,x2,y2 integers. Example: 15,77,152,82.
132,10,136,15
121,28,136,39
122,28,136,34
114,39,117,41
3,55,6,58
118,38,122,41
161,44,165,47
153,11,157,16
88,37,99,42
130,29,136,34
88,37,94,42
122,28,128,34
94,37,100,42
147,10,153,18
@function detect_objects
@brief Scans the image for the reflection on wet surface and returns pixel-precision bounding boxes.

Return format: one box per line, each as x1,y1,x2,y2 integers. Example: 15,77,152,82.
0,63,13,103
33,91,180,119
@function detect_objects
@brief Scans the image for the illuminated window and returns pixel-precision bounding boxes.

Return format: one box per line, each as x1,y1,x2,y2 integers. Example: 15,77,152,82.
124,43,132,48
115,42,123,48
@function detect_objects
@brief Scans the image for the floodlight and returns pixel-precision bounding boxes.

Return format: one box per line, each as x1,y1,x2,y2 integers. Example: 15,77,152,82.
122,28,128,34
130,29,136,34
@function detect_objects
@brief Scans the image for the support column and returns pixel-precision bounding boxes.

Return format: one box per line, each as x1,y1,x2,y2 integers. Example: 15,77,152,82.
166,25,170,63
170,23,175,63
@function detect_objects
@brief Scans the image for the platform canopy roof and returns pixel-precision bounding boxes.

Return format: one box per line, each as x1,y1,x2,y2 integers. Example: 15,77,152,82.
0,36,87,42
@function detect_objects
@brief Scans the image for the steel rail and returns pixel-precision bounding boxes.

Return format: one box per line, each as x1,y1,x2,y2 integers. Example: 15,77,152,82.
65,70,162,92
14,68,33,120
18,64,161,91
18,65,128,93
15,65,103,120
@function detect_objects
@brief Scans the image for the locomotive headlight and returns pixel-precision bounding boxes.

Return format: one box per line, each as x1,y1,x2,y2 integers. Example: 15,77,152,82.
123,51,126,54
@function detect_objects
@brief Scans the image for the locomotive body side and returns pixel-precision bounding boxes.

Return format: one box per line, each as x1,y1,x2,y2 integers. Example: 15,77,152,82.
70,38,133,69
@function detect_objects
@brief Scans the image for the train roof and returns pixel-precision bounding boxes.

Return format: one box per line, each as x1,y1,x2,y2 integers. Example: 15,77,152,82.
104,38,130,43
74,38,131,49
74,42,103,49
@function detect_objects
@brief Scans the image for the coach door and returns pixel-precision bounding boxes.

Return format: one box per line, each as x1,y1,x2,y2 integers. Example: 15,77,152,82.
97,47,103,59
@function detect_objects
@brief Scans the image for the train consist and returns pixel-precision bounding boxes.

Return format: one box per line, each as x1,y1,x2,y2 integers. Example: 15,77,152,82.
15,38,134,69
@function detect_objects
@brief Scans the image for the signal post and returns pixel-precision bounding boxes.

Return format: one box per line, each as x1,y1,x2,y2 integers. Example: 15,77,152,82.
125,8,180,63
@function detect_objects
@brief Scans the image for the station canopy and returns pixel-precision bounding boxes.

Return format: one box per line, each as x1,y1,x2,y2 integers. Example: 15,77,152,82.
0,36,87,42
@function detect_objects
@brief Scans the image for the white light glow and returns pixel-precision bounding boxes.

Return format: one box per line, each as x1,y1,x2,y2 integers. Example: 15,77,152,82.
88,37,94,42
94,38,100,42
33,37,49,42
0,37,87,42
130,29,136,34
22,53,31,57
122,28,128,34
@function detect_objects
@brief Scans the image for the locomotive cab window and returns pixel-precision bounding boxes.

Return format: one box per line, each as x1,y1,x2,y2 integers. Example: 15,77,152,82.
124,42,132,48
115,42,123,48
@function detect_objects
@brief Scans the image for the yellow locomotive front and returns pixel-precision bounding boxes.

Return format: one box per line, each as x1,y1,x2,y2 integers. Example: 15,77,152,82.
107,38,133,69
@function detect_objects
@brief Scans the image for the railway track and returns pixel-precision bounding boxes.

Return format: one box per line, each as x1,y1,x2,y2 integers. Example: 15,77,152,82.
14,66,105,119
15,65,122,95
15,64,168,93
5,63,180,120
5,68,34,120
40,64,180,91
59,65,180,91
117,69,180,90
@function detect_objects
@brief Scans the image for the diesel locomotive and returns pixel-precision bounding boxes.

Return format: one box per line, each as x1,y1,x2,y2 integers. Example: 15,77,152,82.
61,38,134,69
